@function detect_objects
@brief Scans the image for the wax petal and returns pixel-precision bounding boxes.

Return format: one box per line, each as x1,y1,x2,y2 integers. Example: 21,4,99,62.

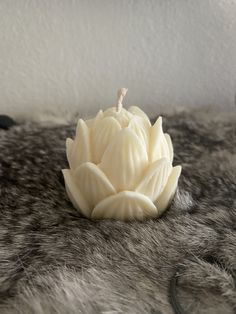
103,107,116,117
149,117,171,162
155,165,182,214
85,110,103,129
160,135,170,161
66,138,74,169
128,106,151,124
136,158,172,202
75,162,116,209
85,119,93,128
62,169,91,218
91,191,158,220
91,117,121,164
103,107,133,127
128,116,150,151
164,133,173,163
149,117,163,162
92,110,104,129
70,119,91,169
99,129,148,191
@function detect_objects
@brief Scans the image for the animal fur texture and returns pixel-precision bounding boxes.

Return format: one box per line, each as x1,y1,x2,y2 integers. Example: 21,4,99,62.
0,108,235,314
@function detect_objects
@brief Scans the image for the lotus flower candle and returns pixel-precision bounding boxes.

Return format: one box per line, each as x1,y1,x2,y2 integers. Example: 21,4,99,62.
62,88,181,221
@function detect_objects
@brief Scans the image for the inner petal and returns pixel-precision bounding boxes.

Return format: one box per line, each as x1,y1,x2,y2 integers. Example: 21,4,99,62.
85,110,103,130
103,107,133,127
128,106,151,123
128,116,151,151
91,117,121,164
99,129,148,191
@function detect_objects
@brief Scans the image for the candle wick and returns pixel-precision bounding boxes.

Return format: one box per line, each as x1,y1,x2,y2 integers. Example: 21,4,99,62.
116,88,128,112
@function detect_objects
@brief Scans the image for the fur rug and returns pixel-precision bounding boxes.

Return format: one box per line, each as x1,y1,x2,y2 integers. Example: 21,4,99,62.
0,109,235,314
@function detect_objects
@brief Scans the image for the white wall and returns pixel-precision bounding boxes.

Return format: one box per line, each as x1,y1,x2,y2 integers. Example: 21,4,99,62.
0,0,236,119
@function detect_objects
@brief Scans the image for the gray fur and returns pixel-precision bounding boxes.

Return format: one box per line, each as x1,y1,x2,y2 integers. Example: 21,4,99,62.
0,109,235,313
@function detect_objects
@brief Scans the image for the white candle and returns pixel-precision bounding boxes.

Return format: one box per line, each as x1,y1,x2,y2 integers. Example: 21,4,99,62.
62,88,181,221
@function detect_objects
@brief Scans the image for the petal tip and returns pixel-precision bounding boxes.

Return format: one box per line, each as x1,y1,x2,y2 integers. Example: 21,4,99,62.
174,165,182,176
156,116,162,125
66,138,74,152
62,168,69,177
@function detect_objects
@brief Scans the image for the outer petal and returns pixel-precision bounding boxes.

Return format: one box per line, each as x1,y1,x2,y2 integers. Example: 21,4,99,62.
136,158,172,202
91,117,121,164
128,116,150,151
155,165,182,214
75,162,116,209
99,129,148,191
160,136,170,161
70,119,91,169
149,117,170,162
91,191,158,221
128,106,151,124
149,117,163,162
103,107,133,127
66,138,74,169
164,133,173,163
62,169,91,218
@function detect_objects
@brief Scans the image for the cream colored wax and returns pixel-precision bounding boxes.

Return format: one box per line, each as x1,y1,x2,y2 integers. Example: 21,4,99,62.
62,88,181,220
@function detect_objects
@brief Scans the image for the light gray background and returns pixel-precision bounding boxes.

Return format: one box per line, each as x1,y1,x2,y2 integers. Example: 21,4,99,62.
0,0,236,119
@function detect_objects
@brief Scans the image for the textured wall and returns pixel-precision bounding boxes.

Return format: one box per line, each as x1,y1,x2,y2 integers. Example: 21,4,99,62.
0,0,236,118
